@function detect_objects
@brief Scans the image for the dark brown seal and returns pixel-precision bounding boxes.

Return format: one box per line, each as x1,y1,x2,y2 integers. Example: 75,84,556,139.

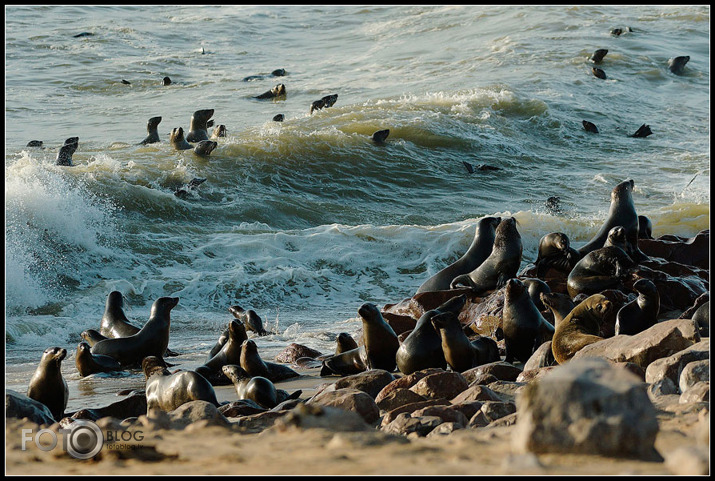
255,84,286,100
630,124,652,138
99,291,140,338
567,245,637,298
143,356,219,412
582,120,599,133
371,129,390,143
502,278,555,364
358,302,399,371
27,347,69,421
81,329,108,347
534,232,581,277
229,305,268,336
668,55,690,75
196,320,247,385
552,293,612,364
592,67,606,79
614,278,660,335
75,342,123,377
431,310,499,372
638,215,653,239
540,292,576,328
186,109,214,142
590,48,608,63
55,137,79,166
240,339,299,382
139,116,162,145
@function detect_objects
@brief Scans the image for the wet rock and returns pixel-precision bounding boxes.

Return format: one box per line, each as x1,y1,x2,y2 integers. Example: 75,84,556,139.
332,369,395,399
274,343,323,363
375,388,426,413
462,361,522,383
629,265,709,311
679,382,709,404
381,312,418,336
512,357,660,460
381,412,443,437
679,359,709,393
523,341,556,371
307,388,380,424
274,403,370,432
461,288,505,336
5,390,56,425
409,371,469,400
644,339,709,386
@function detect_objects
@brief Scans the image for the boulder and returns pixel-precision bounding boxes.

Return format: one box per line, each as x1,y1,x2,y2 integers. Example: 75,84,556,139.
307,388,380,425
450,384,503,404
462,361,522,383
381,412,443,437
375,368,443,404
679,382,709,404
5,389,56,425
331,369,396,399
375,388,426,413
679,359,709,393
523,342,556,371
409,371,469,400
166,400,231,429
380,399,449,426
274,403,371,432
644,339,709,387
639,230,709,270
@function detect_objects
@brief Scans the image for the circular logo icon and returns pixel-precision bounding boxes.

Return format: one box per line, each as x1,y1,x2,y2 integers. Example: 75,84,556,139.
65,419,103,459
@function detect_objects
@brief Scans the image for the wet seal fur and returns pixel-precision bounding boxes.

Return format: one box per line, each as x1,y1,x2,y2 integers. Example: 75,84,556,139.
567,245,636,298
590,49,608,63
56,137,79,166
196,320,248,385
615,278,660,335
186,109,214,142
100,291,140,338
502,278,555,364
91,297,179,367
229,305,268,336
27,347,69,421
140,116,162,145
371,129,390,143
357,302,399,371
552,293,613,364
534,232,581,277
417,216,500,294
310,94,338,114
255,84,286,100
75,342,123,377
638,215,654,240
431,309,499,372
668,56,690,75
143,356,219,412
450,217,523,294
240,339,300,382
222,365,301,409
582,120,599,133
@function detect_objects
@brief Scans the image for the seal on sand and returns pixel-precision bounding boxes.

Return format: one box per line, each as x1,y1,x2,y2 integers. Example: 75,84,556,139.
229,305,268,336
615,278,660,335
502,278,555,364
186,109,214,143
91,297,179,366
567,245,637,298
140,116,162,145
357,302,399,371
417,216,501,294
450,217,523,294
552,293,612,364
222,365,301,409
143,356,219,412
240,339,300,382
75,342,123,377
196,320,247,385
56,137,79,166
27,347,69,421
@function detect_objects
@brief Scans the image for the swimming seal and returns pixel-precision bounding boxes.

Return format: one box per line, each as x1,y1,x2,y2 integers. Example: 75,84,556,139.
240,339,300,382
186,109,214,143
450,217,523,294
91,297,179,366
592,67,606,80
610,27,632,36
211,125,226,139
582,120,599,133
99,291,140,338
540,292,576,328
502,278,555,364
357,302,399,371
552,293,613,364
26,140,44,148
272,114,285,122
175,177,207,199
395,294,467,375
170,127,193,150
196,320,247,385
143,356,219,412
193,140,217,156
162,76,172,86
371,129,390,143
577,179,647,262
417,216,500,294
229,305,268,336
27,347,69,421
56,137,79,166
255,84,286,100
310,94,338,114
590,49,608,63
614,278,660,335
668,56,690,75
140,116,162,145
630,124,652,138
638,215,654,240
431,310,499,372
534,232,581,277
222,365,301,409
75,342,123,377
567,245,636,298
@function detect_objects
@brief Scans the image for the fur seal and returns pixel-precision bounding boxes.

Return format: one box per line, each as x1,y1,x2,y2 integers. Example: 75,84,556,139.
75,342,123,377
521,278,552,312
630,124,652,138
336,332,359,354
222,365,301,409
143,356,219,412
272,114,285,122
450,217,523,294
170,127,193,150
139,116,162,145
552,293,613,364
614,278,660,335
357,302,399,371
668,56,690,75
56,137,79,166
27,347,69,421
240,339,300,382
193,140,217,156
81,329,107,347
371,129,390,143
162,76,172,86
577,179,647,262
417,216,501,294
590,49,608,63
582,120,599,133
207,326,230,360
567,245,636,298
534,232,581,277
431,310,499,372
271,68,286,77
610,27,632,36
211,125,226,139
502,278,555,364
395,294,467,375
691,301,709,337
603,225,630,251
255,84,286,100
26,140,44,148
229,305,268,336
592,67,606,80
186,109,214,143
310,94,338,114
196,320,247,385
91,297,179,366
638,215,653,239
99,291,140,338
540,292,576,328
175,177,207,199
319,346,368,376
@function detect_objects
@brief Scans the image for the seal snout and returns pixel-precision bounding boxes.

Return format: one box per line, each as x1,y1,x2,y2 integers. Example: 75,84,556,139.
357,302,378,320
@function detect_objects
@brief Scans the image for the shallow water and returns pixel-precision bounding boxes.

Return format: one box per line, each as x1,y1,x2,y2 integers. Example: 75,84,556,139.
4,5,710,410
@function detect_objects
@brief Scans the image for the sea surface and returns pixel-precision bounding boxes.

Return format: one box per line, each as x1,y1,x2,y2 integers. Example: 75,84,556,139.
4,5,710,411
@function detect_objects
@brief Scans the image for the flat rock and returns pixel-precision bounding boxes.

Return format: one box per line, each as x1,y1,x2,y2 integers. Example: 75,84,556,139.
450,384,503,404
167,401,230,429
274,403,371,432
375,388,426,413
332,369,396,399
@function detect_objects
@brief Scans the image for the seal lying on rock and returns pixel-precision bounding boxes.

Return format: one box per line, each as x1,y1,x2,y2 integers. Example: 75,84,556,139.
567,245,636,298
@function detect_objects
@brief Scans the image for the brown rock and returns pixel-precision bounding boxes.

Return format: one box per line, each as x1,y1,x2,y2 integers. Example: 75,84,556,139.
274,343,323,363
450,384,503,404
380,399,449,426
167,401,231,429
679,382,709,404
523,341,556,371
426,421,464,437
234,410,290,432
218,400,266,417
639,230,709,269
332,369,396,399
679,359,709,393
462,287,505,336
644,339,709,386
613,362,646,381
516,367,557,383
381,312,418,336
411,405,469,426
462,361,522,383
274,403,371,432
409,371,469,400
467,373,499,385
374,368,443,404
449,400,483,421
480,400,516,422
375,388,426,413
381,412,443,437
308,388,380,425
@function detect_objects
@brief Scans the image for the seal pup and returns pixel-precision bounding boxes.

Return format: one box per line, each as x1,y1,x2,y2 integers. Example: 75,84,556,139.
395,294,467,375
170,127,193,150
357,302,399,371
193,140,217,156
552,294,613,364
143,356,219,412
534,232,581,277
417,216,501,294
577,179,647,262
185,109,214,142
630,124,652,138
272,114,285,122
603,226,630,253
222,365,301,409
175,177,207,199
196,320,248,385
371,129,390,143
75,342,123,377
319,346,368,376
668,55,690,75
100,291,140,339
450,217,523,294
567,245,636,298
91,297,179,367
431,310,499,372
582,120,599,133
592,67,607,80
55,137,79,166
27,347,69,421
540,292,576,328
638,215,653,239
240,340,300,382
229,305,268,336
335,332,358,354
614,278,660,335
502,278,555,364
139,116,162,145
255,84,286,100
590,49,608,63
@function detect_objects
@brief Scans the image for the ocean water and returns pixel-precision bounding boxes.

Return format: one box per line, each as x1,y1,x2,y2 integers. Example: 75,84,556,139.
4,5,710,411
